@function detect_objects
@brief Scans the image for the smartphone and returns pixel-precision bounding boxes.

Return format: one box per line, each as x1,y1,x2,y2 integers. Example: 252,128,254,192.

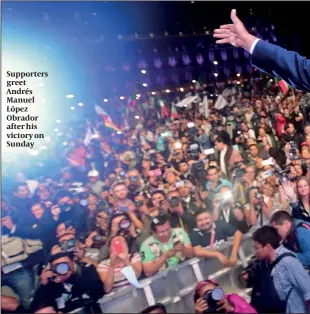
175,181,184,188
261,169,274,180
261,158,274,167
111,238,125,255
204,148,215,155
187,122,195,128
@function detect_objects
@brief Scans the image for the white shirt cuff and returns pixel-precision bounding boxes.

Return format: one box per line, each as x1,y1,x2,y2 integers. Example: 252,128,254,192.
249,38,260,55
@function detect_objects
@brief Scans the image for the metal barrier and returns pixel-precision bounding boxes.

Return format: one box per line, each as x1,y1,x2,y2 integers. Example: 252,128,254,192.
98,234,254,313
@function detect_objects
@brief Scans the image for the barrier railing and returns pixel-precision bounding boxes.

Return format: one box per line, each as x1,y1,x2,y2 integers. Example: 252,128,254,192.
98,234,254,313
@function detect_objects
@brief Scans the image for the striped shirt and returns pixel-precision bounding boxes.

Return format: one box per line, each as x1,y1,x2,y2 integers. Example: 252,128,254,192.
272,246,310,313
97,253,141,292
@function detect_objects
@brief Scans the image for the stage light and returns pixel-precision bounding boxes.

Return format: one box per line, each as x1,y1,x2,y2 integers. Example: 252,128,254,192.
78,102,83,107
151,91,156,95
120,96,125,100
237,81,240,84
135,115,140,119
213,61,218,65
237,73,241,77
66,94,74,99
210,94,213,97
270,79,273,82
141,70,146,74
104,99,108,102
117,131,122,134
56,120,61,123
136,94,141,98
214,73,218,77
166,89,170,93
192,80,196,83
180,87,184,92
70,106,75,110
142,83,148,87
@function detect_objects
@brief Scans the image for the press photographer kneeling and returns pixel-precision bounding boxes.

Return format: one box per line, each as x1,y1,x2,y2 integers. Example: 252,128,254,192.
31,244,104,313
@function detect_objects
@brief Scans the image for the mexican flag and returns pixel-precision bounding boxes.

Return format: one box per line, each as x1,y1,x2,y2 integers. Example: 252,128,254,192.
278,79,289,95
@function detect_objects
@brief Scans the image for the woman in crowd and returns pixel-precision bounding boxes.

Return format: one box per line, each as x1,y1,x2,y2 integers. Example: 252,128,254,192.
282,177,310,222
97,236,142,293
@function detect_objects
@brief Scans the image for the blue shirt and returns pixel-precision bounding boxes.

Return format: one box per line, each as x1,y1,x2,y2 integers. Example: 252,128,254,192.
272,246,310,313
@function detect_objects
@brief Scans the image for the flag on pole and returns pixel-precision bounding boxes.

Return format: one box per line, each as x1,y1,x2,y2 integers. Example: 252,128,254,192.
170,102,179,119
278,79,289,95
94,105,121,132
159,99,169,117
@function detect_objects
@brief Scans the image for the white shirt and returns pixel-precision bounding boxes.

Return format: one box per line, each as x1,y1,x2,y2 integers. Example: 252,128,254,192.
220,146,228,175
249,38,260,54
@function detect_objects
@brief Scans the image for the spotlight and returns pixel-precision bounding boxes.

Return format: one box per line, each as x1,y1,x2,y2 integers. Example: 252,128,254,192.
237,73,241,77
66,94,74,99
141,70,146,74
192,80,196,83
213,61,218,65
136,94,141,98
180,87,184,92
151,91,156,95
166,89,170,93
120,96,125,100
117,131,122,134
78,103,83,107
237,81,240,84
104,99,108,102
70,106,75,110
142,83,148,87
214,73,218,77
135,115,140,119
270,79,273,82
210,94,213,97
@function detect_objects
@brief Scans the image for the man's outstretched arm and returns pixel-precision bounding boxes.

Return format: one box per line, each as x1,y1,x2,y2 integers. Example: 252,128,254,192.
213,9,310,92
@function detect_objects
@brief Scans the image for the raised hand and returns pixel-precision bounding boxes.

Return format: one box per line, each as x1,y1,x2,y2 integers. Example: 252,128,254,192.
282,180,297,203
213,9,257,51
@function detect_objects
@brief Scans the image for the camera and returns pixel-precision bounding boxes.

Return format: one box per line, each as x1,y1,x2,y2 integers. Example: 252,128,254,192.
119,218,131,231
92,235,104,242
289,141,299,160
60,238,76,252
135,200,144,207
188,143,200,161
202,287,225,313
168,197,181,208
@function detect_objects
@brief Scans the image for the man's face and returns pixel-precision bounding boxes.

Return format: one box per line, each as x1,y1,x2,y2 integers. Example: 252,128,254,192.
50,256,74,283
166,172,177,185
288,124,295,134
151,193,166,209
58,196,72,205
128,170,140,183
196,212,213,231
207,169,219,183
31,204,45,220
305,126,310,136
215,141,224,151
87,194,98,208
155,221,172,243
178,186,190,198
245,167,256,181
249,145,259,158
254,242,270,260
272,221,291,239
16,185,30,199
88,175,98,183
179,162,189,174
113,184,128,201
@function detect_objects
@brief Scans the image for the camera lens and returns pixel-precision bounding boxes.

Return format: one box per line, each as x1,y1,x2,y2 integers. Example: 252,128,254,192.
54,262,70,275
119,219,131,230
168,197,180,207
135,200,143,207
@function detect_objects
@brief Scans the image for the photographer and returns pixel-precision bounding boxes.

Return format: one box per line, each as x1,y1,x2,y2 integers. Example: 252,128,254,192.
99,212,149,261
97,235,142,293
167,189,197,232
193,280,256,314
190,210,243,266
213,187,249,233
140,214,193,277
32,245,104,313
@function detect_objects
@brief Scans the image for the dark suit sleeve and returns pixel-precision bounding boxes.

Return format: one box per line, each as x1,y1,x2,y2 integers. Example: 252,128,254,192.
252,40,310,92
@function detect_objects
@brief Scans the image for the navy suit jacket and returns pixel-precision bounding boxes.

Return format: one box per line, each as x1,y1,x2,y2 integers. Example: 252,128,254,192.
252,40,310,92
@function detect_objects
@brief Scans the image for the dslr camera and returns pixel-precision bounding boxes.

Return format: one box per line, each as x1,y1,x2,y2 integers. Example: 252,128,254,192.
202,287,225,313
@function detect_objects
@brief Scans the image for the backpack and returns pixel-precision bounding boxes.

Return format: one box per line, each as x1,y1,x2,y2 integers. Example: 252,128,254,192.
250,252,296,313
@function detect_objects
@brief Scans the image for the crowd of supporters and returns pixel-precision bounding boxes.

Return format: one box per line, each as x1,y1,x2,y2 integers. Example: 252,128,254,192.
2,78,310,313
